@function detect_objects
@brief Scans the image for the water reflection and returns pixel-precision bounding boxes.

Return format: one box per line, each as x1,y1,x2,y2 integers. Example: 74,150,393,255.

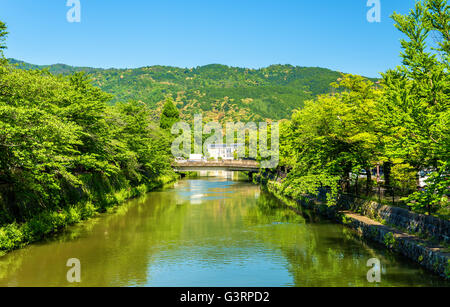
0,178,448,287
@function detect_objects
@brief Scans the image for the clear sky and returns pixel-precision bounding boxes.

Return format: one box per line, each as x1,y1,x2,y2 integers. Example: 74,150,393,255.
0,0,416,77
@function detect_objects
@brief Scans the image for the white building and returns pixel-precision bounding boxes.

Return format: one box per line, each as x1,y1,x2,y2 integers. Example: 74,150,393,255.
206,144,244,160
188,154,204,162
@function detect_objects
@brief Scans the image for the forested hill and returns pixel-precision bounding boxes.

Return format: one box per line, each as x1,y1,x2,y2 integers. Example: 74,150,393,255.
9,59,355,122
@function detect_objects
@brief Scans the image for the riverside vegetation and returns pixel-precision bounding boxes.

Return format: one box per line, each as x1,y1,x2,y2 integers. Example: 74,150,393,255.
275,0,449,219
0,21,178,253
255,1,449,278
258,0,449,279
0,0,448,259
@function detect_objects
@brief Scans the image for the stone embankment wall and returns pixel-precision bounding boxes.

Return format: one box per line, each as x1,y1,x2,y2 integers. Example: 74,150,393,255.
266,180,450,280
338,194,450,244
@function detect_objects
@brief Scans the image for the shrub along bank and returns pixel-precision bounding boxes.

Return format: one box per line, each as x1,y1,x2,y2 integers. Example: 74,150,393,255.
0,174,177,254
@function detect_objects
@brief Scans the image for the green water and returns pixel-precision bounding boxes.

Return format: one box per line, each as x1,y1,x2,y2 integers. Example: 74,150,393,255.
0,177,448,287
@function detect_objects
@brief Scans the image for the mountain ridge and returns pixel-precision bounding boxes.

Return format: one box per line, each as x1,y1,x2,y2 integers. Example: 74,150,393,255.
8,58,375,122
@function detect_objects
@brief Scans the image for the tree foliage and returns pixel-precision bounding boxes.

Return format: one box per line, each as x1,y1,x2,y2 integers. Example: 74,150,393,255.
380,0,449,213
0,23,174,227
278,0,449,214
0,21,7,51
160,98,180,130
279,74,383,203
0,21,7,65
380,0,449,171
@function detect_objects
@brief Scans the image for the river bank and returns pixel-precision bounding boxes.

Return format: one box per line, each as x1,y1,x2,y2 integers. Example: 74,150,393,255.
256,177,450,280
0,174,179,256
2,177,448,287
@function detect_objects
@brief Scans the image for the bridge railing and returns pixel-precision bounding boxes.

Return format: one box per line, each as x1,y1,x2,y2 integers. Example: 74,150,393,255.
173,160,260,168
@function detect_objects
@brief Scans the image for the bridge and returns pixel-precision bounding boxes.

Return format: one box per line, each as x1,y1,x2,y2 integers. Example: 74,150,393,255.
173,160,260,172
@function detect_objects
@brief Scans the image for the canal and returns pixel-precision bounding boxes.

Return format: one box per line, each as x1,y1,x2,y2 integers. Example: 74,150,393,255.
0,176,448,287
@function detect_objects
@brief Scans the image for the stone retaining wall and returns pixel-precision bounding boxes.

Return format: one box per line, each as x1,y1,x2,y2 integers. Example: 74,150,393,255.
343,211,450,280
267,180,450,280
338,194,450,244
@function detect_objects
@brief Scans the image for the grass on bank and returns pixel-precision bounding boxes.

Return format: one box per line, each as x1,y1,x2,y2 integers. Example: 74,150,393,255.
0,174,178,255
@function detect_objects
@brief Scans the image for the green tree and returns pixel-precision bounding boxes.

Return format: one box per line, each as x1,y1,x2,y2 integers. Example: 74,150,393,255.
0,21,8,65
406,161,449,215
0,21,7,52
0,19,175,232
280,74,383,203
278,119,295,170
159,98,180,130
113,101,173,183
379,0,449,212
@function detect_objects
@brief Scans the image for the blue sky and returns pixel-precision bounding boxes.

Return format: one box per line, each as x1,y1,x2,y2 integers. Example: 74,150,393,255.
0,0,415,77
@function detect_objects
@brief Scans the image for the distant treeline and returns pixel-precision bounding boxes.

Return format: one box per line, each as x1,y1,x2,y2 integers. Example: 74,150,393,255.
9,59,373,123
